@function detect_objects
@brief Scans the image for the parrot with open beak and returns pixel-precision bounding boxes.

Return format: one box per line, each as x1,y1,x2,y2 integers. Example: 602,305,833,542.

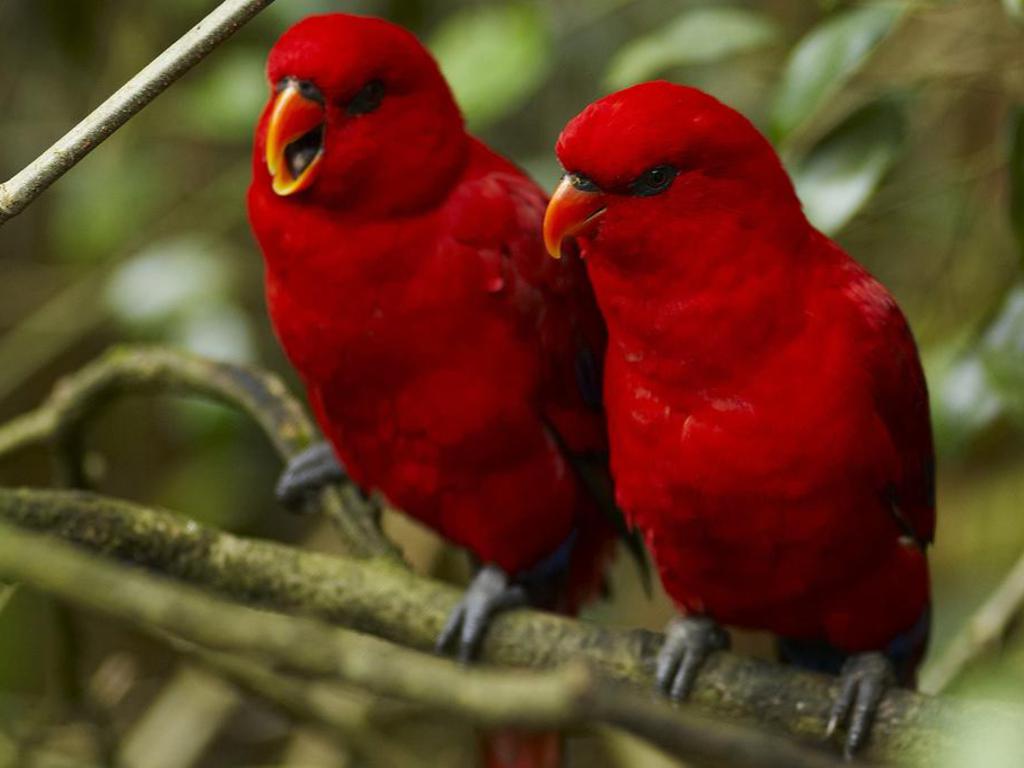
248,15,645,767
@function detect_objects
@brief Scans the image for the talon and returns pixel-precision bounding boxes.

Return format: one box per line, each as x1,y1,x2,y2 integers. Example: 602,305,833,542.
826,652,894,757
276,441,347,510
436,564,527,662
655,616,729,702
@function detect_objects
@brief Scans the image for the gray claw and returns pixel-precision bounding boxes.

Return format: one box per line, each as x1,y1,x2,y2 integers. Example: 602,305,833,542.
826,652,894,758
655,616,729,702
276,441,347,510
436,564,527,663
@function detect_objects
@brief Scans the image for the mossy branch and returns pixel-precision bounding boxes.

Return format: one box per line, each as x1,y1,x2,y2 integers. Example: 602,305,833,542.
0,345,1019,765
0,519,842,768
0,487,1016,766
0,344,400,561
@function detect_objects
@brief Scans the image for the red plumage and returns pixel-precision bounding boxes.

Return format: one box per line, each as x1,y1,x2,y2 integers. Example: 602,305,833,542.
248,18,616,765
249,15,611,591
547,81,933,667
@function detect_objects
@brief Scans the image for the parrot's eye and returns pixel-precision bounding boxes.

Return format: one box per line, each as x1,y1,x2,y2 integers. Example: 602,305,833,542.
567,173,600,193
347,79,385,116
629,165,678,197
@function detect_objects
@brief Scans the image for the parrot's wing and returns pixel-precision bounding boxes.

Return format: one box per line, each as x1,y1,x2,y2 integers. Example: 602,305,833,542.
443,164,607,452
445,163,649,587
856,279,936,548
542,420,653,595
877,310,935,547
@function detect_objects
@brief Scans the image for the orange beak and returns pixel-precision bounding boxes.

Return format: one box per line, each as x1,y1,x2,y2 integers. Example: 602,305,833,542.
543,176,606,259
265,80,326,197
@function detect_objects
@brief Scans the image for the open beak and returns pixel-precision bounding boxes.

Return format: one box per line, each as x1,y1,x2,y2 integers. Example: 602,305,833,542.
265,79,326,196
543,176,606,259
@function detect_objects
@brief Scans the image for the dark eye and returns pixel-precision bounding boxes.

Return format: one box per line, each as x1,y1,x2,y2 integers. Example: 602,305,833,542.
347,79,385,116
567,173,600,193
629,164,678,197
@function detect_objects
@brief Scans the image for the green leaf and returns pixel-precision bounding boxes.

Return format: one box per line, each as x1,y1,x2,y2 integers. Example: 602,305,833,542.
929,347,1005,457
0,583,15,615
104,236,232,328
604,6,779,90
52,147,170,263
980,285,1024,425
176,49,268,141
430,3,551,130
171,303,255,364
770,3,904,142
931,284,1024,452
1004,0,1024,22
1009,107,1024,266
790,99,905,235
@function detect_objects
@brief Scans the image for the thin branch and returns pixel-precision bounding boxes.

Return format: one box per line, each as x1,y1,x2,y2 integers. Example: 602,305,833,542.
921,548,1024,694
116,666,239,768
0,488,1014,766
176,643,436,768
0,519,842,768
0,344,400,561
0,0,277,225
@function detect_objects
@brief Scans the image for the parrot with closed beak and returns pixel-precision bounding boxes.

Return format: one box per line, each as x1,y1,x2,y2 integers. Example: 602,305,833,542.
543,81,933,756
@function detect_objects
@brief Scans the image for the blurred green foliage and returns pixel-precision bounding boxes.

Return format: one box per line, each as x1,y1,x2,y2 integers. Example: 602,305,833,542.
430,2,552,130
790,97,906,234
1,0,1024,766
604,7,780,90
769,3,904,142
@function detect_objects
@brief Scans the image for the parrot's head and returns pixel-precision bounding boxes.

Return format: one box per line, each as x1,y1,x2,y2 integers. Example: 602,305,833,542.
254,14,466,215
543,81,805,267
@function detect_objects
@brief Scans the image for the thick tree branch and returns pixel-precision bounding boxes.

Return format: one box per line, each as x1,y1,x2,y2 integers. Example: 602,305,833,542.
0,488,1014,766
0,345,400,561
921,547,1024,693
0,519,842,768
0,0,276,225
1,346,1016,763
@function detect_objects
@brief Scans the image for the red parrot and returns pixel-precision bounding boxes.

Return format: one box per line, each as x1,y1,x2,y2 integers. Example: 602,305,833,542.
543,81,933,756
247,14,636,767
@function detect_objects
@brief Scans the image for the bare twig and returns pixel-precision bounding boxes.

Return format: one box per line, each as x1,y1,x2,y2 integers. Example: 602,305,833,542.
0,519,843,768
178,644,435,768
921,549,1024,694
0,487,1014,766
0,344,400,561
117,667,239,768
0,0,276,225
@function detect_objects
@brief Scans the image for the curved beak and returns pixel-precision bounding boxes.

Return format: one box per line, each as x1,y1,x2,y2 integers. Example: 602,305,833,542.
265,80,326,196
543,176,606,259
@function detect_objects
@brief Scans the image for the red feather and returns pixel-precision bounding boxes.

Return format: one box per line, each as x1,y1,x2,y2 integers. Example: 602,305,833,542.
553,81,933,659
249,16,619,765
249,13,614,598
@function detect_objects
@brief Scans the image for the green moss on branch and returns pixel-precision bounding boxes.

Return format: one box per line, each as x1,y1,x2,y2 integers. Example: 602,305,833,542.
0,344,399,561
0,487,1012,765
0,519,843,768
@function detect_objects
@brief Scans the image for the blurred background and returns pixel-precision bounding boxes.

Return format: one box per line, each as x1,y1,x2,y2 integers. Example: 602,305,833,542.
1,0,1024,765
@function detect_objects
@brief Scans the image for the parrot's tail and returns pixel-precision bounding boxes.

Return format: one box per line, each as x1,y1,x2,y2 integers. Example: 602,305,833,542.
478,496,619,768
481,730,562,768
